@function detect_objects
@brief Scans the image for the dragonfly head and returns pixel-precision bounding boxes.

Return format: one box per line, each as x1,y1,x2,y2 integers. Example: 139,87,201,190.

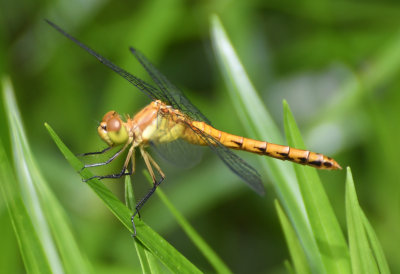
98,111,129,146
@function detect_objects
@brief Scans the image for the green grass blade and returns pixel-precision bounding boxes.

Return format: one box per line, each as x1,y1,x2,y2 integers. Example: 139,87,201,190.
45,123,201,273
284,260,296,274
211,15,325,273
0,141,52,274
125,176,148,272
3,77,63,273
125,176,136,211
142,172,232,273
360,210,390,274
134,241,152,274
2,76,91,273
345,167,379,274
145,251,163,274
124,176,157,274
283,100,351,273
275,200,311,274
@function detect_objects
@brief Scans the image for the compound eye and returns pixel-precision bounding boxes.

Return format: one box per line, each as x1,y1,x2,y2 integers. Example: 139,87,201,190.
101,110,117,122
100,122,107,130
107,117,121,132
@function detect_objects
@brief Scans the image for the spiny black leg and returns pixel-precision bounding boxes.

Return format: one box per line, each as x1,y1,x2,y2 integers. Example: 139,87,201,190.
131,176,165,237
84,167,132,182
77,146,112,157
79,146,126,173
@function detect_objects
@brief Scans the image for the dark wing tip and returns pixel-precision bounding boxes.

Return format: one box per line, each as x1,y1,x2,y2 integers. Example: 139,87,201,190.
44,19,57,28
256,185,266,196
257,187,265,197
129,47,137,53
248,177,265,196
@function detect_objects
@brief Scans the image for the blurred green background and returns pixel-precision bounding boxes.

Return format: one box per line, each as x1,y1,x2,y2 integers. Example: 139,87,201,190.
1,0,400,273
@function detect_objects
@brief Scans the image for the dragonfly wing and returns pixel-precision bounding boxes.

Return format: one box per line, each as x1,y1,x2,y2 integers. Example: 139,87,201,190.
129,47,211,124
47,21,211,122
210,142,265,196
149,138,203,169
46,20,165,102
189,124,265,196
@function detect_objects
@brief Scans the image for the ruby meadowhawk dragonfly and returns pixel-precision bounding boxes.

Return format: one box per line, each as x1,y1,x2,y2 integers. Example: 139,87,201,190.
47,20,341,235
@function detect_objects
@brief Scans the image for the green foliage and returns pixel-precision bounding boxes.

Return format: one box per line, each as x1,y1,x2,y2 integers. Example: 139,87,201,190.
1,77,91,273
211,17,388,273
346,168,390,274
0,141,53,274
276,200,311,274
45,123,201,273
142,171,232,273
283,101,350,273
2,1,399,272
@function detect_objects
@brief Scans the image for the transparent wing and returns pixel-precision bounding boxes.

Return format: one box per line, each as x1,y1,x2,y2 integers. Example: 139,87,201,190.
188,122,265,196
129,47,211,124
150,139,203,169
47,20,211,124
46,20,167,102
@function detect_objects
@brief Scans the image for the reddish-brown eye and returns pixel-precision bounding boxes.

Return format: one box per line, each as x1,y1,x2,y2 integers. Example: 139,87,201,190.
102,111,117,123
107,117,121,131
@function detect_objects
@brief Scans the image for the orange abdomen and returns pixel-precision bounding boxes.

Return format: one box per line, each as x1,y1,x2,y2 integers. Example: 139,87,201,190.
185,121,341,170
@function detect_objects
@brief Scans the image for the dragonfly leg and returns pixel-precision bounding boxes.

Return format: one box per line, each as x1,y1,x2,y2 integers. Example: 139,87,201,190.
130,146,136,174
146,151,166,178
80,143,129,173
131,147,165,237
84,167,131,182
84,145,134,181
77,146,112,157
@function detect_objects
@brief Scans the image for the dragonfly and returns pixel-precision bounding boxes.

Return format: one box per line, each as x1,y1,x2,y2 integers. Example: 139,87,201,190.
46,20,341,235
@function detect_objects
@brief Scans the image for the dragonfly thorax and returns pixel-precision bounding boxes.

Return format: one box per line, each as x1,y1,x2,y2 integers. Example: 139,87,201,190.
98,110,130,146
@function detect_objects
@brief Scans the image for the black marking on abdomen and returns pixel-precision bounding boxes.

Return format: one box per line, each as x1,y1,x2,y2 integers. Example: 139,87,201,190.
232,140,243,148
309,160,322,167
298,157,307,163
256,146,266,153
278,152,293,161
255,142,267,153
323,161,332,168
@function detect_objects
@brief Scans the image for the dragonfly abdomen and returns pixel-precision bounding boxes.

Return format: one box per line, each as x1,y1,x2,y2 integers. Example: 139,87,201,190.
251,141,341,170
189,121,341,170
